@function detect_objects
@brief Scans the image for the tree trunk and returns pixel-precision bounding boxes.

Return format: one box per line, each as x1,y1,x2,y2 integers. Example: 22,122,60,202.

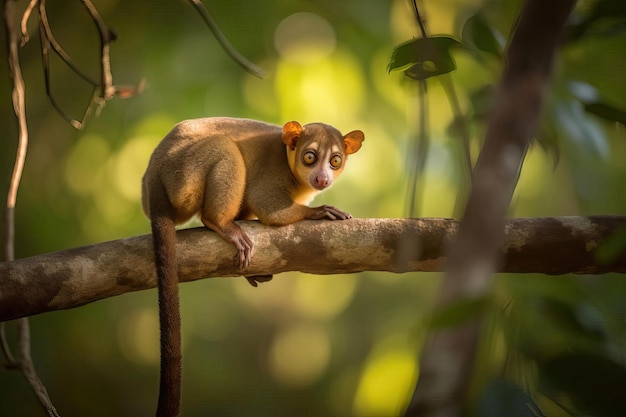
405,1,577,415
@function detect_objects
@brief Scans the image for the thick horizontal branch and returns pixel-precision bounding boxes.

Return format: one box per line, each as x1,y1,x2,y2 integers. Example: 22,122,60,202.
1,216,625,322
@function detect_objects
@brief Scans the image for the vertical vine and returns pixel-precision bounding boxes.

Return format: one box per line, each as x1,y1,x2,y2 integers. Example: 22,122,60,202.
2,1,59,416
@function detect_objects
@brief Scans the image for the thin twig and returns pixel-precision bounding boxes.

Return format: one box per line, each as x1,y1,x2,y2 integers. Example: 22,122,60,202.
38,6,83,129
439,75,473,216
2,1,60,415
80,0,116,100
188,0,266,78
406,79,429,216
440,77,472,176
0,321,15,366
19,0,38,45
405,0,430,217
17,320,60,417
411,0,428,38
38,0,98,86
4,5,28,215
36,0,140,129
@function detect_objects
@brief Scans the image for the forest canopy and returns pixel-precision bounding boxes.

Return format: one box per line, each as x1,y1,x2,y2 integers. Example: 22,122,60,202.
1,0,625,416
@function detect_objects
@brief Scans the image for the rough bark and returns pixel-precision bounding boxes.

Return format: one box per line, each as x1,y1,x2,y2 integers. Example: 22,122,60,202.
1,216,624,322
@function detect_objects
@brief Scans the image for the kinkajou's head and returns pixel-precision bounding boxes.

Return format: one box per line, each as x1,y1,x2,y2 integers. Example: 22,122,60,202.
282,121,364,191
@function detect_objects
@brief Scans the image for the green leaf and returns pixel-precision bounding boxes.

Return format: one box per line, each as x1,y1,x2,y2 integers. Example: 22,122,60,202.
388,36,463,81
586,0,626,21
554,101,609,157
403,58,456,81
568,0,626,41
568,80,599,103
539,353,626,417
461,13,504,56
584,102,626,125
567,80,626,125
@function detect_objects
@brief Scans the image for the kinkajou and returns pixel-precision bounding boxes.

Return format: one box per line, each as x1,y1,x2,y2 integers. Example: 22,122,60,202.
141,117,364,417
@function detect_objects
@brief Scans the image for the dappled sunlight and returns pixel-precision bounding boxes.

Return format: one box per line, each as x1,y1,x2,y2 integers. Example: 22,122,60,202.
274,12,337,65
371,49,411,112
512,145,579,216
4,0,626,415
274,49,365,124
61,114,177,241
341,122,403,195
64,133,136,240
233,273,357,323
352,334,418,416
268,322,331,387
82,183,136,241
110,134,159,201
268,11,366,124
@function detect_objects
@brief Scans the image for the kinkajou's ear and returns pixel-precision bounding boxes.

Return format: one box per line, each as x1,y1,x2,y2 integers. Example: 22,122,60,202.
343,130,364,155
282,121,304,150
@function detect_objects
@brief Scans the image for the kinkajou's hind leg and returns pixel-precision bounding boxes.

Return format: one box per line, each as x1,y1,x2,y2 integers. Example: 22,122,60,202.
199,149,253,268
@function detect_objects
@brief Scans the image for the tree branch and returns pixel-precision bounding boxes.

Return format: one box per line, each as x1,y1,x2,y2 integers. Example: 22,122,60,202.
187,0,265,78
1,216,624,322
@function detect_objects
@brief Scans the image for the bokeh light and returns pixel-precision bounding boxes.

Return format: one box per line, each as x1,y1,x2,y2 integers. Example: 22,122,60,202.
274,12,337,65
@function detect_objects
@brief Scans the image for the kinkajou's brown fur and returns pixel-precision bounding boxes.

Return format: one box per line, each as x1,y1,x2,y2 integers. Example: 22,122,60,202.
141,117,364,417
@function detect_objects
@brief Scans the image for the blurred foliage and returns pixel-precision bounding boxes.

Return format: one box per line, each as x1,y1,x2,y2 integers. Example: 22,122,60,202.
0,0,625,416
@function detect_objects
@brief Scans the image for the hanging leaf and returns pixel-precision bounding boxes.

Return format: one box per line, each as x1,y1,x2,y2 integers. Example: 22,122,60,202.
584,102,626,125
567,80,626,125
462,13,504,56
583,0,626,23
569,0,626,41
388,36,463,81
554,100,609,158
568,80,600,102
403,55,456,81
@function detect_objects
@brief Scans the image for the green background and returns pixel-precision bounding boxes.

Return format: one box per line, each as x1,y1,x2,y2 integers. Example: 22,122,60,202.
1,0,625,416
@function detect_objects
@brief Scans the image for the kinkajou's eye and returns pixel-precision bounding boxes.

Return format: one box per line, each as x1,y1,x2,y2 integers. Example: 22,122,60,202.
329,154,342,169
302,151,317,166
